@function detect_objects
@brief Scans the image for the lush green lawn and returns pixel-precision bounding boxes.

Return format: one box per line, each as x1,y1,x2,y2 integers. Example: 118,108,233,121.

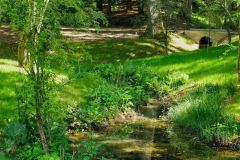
0,39,239,131
66,36,193,64
0,42,23,131
140,45,237,84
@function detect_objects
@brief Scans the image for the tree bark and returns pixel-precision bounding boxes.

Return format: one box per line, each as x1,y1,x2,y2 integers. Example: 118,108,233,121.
97,0,103,11
238,30,240,82
224,16,232,44
108,0,112,14
147,0,161,35
227,25,232,44
17,41,26,67
35,81,49,154
138,1,144,15
187,0,192,14
126,0,132,11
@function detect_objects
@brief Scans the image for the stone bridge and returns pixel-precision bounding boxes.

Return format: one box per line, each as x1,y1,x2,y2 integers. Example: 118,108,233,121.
177,29,238,47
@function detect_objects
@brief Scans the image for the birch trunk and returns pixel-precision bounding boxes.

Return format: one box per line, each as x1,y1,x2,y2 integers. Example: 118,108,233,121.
147,0,161,35
238,29,240,82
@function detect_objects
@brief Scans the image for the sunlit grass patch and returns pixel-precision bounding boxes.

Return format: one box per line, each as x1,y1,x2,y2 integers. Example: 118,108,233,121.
133,45,237,84
228,89,240,121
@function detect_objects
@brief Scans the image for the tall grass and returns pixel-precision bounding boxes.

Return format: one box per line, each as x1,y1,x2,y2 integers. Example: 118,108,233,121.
168,84,240,148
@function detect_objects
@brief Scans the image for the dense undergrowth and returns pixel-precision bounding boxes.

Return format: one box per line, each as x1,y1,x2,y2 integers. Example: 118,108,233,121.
67,64,189,131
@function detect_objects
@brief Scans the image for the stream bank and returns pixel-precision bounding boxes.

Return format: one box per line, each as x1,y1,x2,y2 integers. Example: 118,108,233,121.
70,97,240,159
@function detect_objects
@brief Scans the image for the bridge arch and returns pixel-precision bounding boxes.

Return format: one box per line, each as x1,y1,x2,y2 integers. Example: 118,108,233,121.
199,36,212,48
177,29,237,47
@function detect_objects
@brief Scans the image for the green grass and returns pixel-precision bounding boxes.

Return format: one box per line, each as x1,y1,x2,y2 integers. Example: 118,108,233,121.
139,45,237,84
66,37,190,64
0,152,8,160
0,72,23,129
0,42,22,131
0,38,239,130
168,84,240,146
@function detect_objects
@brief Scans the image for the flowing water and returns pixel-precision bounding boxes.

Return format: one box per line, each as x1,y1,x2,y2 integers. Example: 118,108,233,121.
71,100,240,160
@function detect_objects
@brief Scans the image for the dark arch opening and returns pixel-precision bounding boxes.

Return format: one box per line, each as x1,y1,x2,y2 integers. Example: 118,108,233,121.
199,36,212,49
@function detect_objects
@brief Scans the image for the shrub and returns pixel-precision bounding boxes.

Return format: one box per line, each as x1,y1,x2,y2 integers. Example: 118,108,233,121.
38,154,60,160
68,63,189,131
67,83,134,129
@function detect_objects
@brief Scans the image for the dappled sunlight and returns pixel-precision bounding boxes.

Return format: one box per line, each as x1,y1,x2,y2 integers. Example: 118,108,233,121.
54,74,69,84
58,82,87,105
169,34,198,51
0,59,25,73
82,35,199,63
135,42,156,48
0,64,25,73
0,59,18,66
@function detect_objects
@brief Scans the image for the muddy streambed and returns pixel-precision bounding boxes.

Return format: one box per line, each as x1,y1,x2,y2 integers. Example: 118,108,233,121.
70,100,240,160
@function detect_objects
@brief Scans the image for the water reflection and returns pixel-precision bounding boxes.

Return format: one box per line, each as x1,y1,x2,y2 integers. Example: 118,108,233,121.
70,100,240,159
95,102,240,160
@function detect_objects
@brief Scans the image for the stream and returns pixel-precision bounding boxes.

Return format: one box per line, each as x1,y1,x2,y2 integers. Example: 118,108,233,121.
71,99,240,160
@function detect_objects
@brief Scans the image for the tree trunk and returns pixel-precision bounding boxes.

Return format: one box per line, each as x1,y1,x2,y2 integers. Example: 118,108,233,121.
138,1,144,15
17,42,26,67
36,93,49,154
163,21,169,54
187,0,192,14
227,25,232,44
97,0,103,11
147,0,161,35
34,66,49,154
37,109,49,154
108,0,112,14
238,31,240,82
224,16,232,44
126,0,132,11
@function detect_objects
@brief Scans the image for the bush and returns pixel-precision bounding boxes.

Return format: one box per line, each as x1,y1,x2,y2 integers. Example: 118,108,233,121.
67,83,134,129
168,84,240,146
38,154,60,160
94,64,188,96
68,64,189,131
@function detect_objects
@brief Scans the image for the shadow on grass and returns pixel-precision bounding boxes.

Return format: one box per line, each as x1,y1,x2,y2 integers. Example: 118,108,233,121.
69,38,188,64
0,42,17,60
0,72,23,130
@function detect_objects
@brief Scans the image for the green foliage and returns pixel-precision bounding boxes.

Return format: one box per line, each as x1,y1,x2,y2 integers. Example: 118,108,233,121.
76,134,101,160
168,84,240,146
4,123,27,152
0,0,107,28
16,144,44,160
0,152,8,160
67,83,133,129
67,63,188,130
38,153,60,160
129,15,147,28
58,0,108,28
